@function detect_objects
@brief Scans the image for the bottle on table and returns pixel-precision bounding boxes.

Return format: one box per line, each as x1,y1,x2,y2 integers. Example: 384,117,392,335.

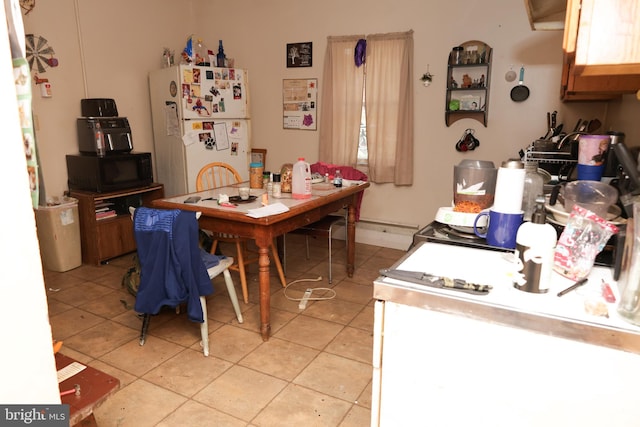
272,173,282,198
292,157,312,199
334,170,343,188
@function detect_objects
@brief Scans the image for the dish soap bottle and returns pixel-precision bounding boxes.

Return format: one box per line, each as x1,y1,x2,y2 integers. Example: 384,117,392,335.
513,196,557,293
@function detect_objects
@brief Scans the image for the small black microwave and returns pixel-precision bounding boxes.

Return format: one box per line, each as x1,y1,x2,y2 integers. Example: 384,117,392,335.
66,152,153,193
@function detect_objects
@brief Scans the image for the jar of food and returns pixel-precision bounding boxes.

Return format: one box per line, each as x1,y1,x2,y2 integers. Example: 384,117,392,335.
280,163,293,193
250,162,264,189
451,46,464,65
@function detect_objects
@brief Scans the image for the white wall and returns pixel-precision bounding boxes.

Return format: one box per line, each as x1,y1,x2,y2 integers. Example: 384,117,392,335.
197,0,613,230
24,0,192,199
1,0,59,404
24,0,636,232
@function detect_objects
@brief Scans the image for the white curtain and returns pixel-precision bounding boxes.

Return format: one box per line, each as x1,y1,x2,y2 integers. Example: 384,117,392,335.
319,30,414,185
318,35,365,166
365,31,414,185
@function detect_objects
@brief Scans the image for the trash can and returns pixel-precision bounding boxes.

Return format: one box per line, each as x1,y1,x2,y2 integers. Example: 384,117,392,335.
35,197,82,272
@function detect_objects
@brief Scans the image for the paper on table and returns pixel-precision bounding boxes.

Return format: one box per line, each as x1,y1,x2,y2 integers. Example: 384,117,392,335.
246,202,289,218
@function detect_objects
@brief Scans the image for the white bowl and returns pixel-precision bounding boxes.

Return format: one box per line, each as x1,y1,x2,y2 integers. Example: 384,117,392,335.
435,206,488,233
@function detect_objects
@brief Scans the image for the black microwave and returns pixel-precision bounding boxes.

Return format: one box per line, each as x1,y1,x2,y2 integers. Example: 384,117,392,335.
66,152,153,193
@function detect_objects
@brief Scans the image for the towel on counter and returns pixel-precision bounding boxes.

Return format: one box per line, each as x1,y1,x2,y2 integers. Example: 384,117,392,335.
310,162,368,221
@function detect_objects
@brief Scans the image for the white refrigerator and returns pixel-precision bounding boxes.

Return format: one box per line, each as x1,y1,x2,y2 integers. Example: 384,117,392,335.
149,64,251,197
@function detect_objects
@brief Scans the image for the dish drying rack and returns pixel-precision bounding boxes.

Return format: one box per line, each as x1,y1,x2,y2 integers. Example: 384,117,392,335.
520,139,578,179
522,139,577,164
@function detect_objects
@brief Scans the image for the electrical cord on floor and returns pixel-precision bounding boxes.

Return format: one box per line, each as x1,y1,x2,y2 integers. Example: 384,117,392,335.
283,276,337,309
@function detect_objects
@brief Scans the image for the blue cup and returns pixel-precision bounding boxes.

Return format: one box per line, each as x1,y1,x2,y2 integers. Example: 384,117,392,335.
577,164,604,181
473,210,524,249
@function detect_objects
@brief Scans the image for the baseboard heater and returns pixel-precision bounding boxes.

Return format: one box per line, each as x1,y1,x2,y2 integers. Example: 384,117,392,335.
356,217,420,235
330,217,418,250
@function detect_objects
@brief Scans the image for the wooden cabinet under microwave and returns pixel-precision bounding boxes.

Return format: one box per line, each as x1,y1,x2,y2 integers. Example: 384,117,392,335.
70,184,164,265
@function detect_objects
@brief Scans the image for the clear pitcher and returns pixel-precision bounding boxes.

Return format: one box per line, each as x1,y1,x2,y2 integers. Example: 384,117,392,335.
617,203,640,326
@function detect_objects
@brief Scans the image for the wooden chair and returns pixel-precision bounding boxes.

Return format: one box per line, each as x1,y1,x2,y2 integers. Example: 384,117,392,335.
196,162,287,303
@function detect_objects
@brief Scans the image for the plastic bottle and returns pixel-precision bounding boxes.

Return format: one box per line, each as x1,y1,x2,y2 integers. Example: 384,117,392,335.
522,161,544,221
292,157,312,199
263,171,270,190
333,169,343,188
513,196,557,293
95,121,105,157
195,38,210,66
272,173,282,198
267,172,274,195
217,40,226,68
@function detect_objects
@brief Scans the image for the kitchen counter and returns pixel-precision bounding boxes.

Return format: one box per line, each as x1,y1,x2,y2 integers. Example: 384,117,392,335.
374,241,640,354
371,242,640,427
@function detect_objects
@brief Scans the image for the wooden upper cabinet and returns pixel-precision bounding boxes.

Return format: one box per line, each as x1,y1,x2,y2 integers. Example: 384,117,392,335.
561,0,640,100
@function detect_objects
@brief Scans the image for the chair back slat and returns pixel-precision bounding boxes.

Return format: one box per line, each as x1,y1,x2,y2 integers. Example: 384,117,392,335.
196,162,242,191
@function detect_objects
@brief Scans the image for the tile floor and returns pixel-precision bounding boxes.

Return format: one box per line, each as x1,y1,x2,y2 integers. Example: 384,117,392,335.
45,234,406,427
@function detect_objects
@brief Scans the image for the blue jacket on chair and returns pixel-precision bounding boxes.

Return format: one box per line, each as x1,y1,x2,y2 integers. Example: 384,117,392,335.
133,207,213,322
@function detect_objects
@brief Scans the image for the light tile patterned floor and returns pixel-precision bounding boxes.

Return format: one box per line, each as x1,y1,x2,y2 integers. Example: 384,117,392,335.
45,234,406,426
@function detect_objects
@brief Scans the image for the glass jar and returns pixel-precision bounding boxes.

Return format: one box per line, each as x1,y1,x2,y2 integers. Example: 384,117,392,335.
250,162,264,189
280,163,293,193
522,161,544,222
451,46,464,65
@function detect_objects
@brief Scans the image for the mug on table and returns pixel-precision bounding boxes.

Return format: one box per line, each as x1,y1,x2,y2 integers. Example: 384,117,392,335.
473,209,524,249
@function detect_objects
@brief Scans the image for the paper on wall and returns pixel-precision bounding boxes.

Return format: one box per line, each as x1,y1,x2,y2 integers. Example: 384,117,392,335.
182,132,198,146
213,122,230,150
164,103,180,137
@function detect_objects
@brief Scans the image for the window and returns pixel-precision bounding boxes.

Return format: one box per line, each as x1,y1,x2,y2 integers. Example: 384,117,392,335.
357,93,367,165
318,31,414,185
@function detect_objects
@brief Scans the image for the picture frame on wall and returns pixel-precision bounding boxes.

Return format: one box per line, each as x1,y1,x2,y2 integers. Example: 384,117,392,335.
283,78,318,130
460,95,481,111
287,42,312,68
251,148,267,167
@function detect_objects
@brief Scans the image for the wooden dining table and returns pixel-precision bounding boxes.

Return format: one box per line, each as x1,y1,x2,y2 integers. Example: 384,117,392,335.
152,181,369,341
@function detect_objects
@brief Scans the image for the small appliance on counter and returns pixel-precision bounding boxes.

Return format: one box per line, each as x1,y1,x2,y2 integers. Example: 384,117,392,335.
433,160,496,234
76,98,133,155
453,159,497,213
77,117,133,155
66,152,153,193
67,98,153,192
